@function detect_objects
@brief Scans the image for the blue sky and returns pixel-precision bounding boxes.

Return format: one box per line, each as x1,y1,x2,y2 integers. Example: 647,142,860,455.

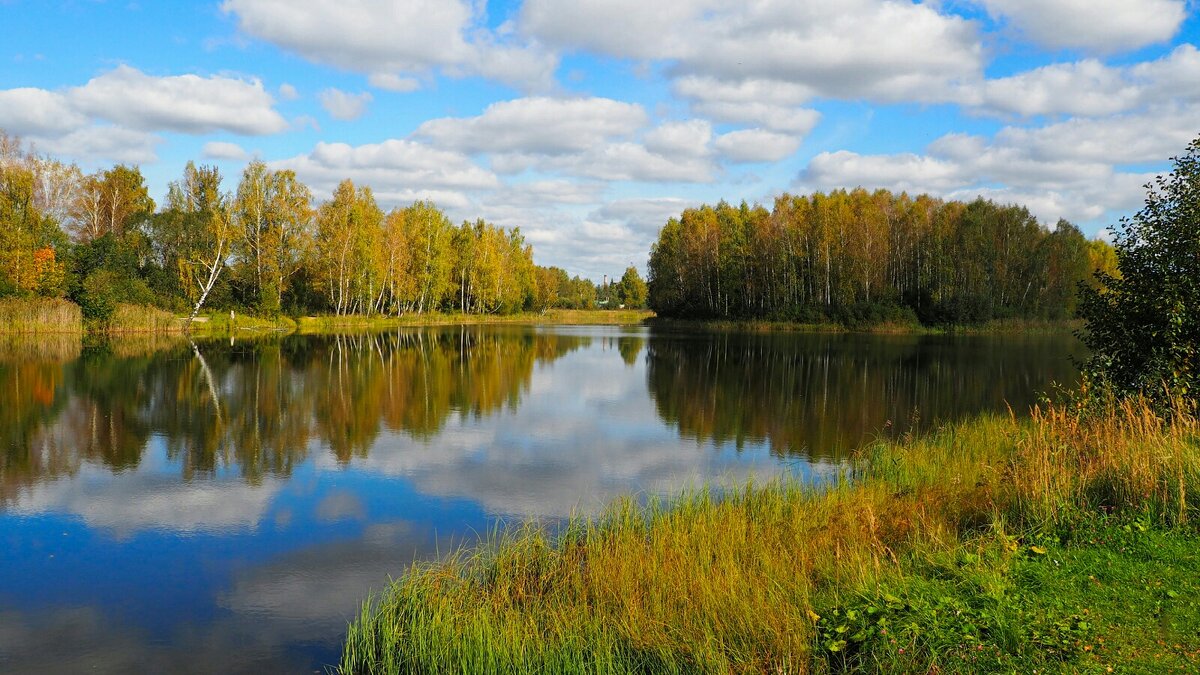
2,0,1198,279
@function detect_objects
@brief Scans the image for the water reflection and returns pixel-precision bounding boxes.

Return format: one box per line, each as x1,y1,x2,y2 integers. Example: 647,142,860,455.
2,328,591,504
1,328,1083,506
0,326,1081,673
647,332,1082,458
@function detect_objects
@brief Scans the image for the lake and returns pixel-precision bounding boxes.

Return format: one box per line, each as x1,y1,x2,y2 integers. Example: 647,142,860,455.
0,325,1082,673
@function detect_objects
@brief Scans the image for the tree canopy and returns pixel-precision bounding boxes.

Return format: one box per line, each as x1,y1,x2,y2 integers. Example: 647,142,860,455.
1078,135,1200,405
647,190,1114,325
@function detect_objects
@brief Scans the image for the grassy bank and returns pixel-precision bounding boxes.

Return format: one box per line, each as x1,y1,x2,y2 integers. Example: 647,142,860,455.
298,309,653,333
647,316,1080,335
340,401,1200,674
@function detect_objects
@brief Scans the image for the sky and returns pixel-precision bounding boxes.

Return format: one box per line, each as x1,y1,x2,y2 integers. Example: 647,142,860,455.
2,0,1198,280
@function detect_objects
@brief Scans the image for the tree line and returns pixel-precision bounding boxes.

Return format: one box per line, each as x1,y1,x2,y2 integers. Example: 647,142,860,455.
647,190,1117,324
0,131,647,324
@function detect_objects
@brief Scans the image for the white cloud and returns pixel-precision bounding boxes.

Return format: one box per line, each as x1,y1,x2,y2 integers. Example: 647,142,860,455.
796,101,1199,225
33,126,161,164
803,150,965,193
975,44,1200,117
590,197,695,237
977,0,1186,52
415,97,723,183
202,140,250,161
416,96,647,155
0,88,86,136
222,0,557,91
529,142,718,183
317,88,373,121
0,65,289,165
487,180,606,207
69,65,288,135
278,82,299,100
367,73,421,92
271,138,498,209
714,128,803,163
523,0,983,103
643,120,712,158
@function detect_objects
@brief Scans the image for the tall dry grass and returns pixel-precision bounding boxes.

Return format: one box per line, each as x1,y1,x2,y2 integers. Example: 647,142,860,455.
0,297,83,334
340,401,1200,674
104,303,182,334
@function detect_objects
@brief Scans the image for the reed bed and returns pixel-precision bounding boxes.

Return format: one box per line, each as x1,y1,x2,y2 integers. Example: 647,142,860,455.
0,297,83,334
340,400,1200,674
104,303,182,334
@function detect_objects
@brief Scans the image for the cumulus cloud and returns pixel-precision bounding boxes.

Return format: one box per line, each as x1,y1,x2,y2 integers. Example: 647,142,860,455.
797,102,1199,224
526,141,718,183
222,0,557,91
278,82,299,100
416,96,647,155
974,44,1200,117
643,120,712,158
977,0,1186,52
591,197,695,237
0,88,87,136
271,138,498,210
31,126,162,165
523,0,983,103
318,88,373,121
0,65,288,165
202,140,250,160
69,65,288,135
714,128,803,163
367,73,421,92
415,97,718,183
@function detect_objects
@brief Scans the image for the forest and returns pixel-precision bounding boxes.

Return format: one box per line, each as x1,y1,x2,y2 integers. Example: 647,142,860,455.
647,191,1117,324
0,131,645,326
3,127,1115,328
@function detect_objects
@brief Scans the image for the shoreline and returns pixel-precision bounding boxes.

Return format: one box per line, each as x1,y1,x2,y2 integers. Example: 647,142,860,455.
0,297,1079,338
338,402,1200,673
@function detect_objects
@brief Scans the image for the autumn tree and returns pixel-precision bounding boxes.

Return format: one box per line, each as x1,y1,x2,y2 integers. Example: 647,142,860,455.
156,162,235,328
232,161,313,314
0,134,68,297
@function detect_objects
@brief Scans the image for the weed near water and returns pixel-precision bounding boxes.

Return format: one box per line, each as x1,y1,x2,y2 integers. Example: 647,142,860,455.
339,399,1200,674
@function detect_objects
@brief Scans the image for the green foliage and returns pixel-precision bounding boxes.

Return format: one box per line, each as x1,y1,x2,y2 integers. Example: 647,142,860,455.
79,269,121,321
648,192,1105,326
616,265,648,309
1078,135,1200,406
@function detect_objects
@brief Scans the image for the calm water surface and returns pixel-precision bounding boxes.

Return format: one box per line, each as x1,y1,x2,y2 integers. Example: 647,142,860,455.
0,326,1081,673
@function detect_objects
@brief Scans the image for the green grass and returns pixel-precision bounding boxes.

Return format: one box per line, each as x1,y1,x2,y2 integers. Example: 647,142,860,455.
338,400,1200,674
297,309,653,333
188,311,297,335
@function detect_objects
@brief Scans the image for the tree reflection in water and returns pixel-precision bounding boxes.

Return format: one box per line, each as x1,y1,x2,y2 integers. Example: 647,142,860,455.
0,327,591,501
0,327,1080,502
